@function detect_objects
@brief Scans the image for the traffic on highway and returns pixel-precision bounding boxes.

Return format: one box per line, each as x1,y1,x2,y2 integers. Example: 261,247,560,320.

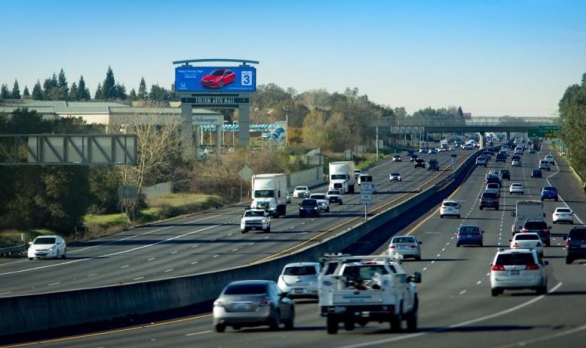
3,139,586,348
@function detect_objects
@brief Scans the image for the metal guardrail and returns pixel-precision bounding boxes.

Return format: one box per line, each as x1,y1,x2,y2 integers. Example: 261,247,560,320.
0,243,26,257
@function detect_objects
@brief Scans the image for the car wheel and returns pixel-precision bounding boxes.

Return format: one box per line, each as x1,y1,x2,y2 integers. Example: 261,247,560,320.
327,317,338,334
553,221,557,224
265,227,271,233
28,258,33,260
215,323,226,333
241,230,246,234
457,215,461,218
491,288,500,297
269,311,281,331
233,325,241,330
390,306,403,333
566,257,573,264
62,249,66,259
284,306,295,330
340,202,343,205
405,296,418,332
456,243,460,247
344,320,355,331
480,243,483,247
479,206,483,210
536,286,547,295
326,208,330,212
440,215,443,219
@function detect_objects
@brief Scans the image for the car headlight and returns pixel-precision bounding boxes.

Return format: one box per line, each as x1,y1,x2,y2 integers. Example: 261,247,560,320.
262,219,268,223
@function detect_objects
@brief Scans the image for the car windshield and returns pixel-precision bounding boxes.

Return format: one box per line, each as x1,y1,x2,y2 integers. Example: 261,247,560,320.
311,194,325,199
495,253,535,266
34,237,56,245
254,190,274,198
296,187,307,191
459,226,480,233
245,211,265,217
283,266,317,276
391,173,400,176
515,234,540,240
525,221,547,229
224,283,267,295
302,199,317,206
443,202,458,207
392,237,415,244
557,208,571,213
327,191,340,195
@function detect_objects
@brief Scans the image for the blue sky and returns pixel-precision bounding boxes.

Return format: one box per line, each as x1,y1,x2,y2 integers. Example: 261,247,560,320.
1,0,585,117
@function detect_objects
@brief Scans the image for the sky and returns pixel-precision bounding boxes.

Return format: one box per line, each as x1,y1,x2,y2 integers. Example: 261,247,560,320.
1,0,585,117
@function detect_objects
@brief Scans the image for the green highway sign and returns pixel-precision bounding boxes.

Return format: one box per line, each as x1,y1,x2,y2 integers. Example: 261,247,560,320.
528,125,560,138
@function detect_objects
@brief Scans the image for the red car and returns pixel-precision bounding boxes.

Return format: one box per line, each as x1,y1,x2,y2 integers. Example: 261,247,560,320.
200,69,236,88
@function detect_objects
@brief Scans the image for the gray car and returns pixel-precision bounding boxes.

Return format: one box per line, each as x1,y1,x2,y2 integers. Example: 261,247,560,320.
213,280,295,332
388,235,422,261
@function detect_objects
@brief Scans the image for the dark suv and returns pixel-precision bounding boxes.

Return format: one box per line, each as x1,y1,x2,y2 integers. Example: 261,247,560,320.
479,191,499,210
564,227,586,264
521,219,551,246
414,158,426,168
299,199,320,217
499,169,511,180
495,153,507,163
426,159,440,171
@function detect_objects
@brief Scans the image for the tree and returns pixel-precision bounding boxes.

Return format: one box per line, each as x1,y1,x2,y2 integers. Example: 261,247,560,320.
94,83,102,100
43,73,59,100
69,82,79,101
57,69,69,100
32,80,43,100
0,84,9,99
128,88,137,101
559,72,586,178
11,80,21,99
138,77,148,100
77,76,91,101
101,66,116,100
23,86,30,98
114,115,184,219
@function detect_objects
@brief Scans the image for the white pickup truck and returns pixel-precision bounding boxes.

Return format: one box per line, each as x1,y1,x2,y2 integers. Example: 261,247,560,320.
318,254,421,334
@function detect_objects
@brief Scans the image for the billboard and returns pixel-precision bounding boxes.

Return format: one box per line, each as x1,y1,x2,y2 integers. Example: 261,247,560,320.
175,66,256,92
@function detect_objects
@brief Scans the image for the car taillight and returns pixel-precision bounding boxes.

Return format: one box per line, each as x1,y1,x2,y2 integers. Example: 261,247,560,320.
543,229,550,234
512,242,518,247
525,264,540,271
409,245,415,249
389,245,396,249
521,228,528,233
457,233,463,238
491,265,505,271
260,297,271,306
565,239,570,247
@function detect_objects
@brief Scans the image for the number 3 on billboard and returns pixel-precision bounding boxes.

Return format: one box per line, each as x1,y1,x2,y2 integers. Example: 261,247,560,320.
241,71,252,86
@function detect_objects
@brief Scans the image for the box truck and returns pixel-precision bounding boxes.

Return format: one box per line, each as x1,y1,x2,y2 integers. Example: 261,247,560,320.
250,173,288,217
329,161,356,194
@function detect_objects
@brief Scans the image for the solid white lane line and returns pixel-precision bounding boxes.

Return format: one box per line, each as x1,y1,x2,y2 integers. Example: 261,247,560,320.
185,330,212,336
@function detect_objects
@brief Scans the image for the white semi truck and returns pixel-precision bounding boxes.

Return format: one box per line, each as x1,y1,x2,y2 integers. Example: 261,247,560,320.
250,173,288,217
329,161,356,194
318,254,421,334
511,200,546,235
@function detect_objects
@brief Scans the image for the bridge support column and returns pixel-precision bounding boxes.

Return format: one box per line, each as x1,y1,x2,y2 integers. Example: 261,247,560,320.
506,132,511,142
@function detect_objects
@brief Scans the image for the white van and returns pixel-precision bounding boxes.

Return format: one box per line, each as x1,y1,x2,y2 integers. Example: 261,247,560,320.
539,160,551,171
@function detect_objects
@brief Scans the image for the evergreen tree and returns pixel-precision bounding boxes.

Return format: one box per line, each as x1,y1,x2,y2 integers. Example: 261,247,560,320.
457,106,464,118
129,88,137,101
58,69,69,100
43,73,59,100
115,83,127,100
138,77,148,100
69,82,79,101
77,76,91,101
0,84,9,99
94,83,102,100
23,86,30,98
101,66,116,100
11,80,21,99
32,80,43,100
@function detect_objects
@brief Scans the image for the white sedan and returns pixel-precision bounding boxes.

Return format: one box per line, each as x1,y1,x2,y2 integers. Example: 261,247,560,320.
389,172,402,181
510,232,544,257
293,186,310,198
509,183,524,195
552,207,573,224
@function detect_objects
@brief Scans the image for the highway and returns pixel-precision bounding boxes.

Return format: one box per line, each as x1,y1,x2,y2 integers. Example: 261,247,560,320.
10,143,586,348
0,149,471,297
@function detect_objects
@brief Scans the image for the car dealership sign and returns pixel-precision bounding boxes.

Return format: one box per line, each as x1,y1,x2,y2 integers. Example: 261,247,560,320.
175,66,257,92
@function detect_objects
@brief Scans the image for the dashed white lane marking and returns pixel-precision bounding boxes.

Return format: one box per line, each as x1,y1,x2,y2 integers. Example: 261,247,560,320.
459,290,467,295
164,269,173,273
0,291,12,296
49,282,60,286
133,277,144,281
121,265,129,269
148,258,155,261
186,330,212,336
477,280,482,285
87,273,97,277
190,261,198,265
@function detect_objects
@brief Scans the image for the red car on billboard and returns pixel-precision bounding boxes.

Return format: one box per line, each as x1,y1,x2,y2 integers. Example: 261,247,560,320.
200,69,236,88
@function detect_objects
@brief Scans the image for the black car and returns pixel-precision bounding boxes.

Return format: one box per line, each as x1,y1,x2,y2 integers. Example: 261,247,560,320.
531,169,542,178
495,153,507,162
499,169,511,180
426,159,440,171
414,158,426,168
479,191,499,210
299,198,320,217
564,227,586,264
409,154,419,162
485,176,501,187
522,219,551,246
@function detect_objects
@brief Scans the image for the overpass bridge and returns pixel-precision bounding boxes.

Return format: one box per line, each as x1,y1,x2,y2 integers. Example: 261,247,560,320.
375,116,558,136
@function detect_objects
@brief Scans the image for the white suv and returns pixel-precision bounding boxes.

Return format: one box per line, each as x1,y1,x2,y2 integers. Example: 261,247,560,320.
490,248,548,296
440,199,461,218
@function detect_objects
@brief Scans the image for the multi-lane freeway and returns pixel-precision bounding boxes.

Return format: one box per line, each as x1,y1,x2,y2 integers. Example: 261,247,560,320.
4,144,586,348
